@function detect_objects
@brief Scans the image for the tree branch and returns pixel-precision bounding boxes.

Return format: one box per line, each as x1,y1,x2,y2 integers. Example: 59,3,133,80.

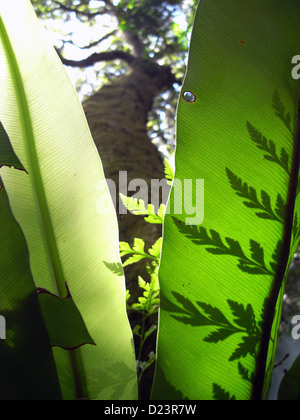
59,30,118,51
52,0,108,18
56,49,135,67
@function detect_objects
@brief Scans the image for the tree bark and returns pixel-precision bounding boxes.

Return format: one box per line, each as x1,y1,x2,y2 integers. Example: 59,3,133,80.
83,58,174,294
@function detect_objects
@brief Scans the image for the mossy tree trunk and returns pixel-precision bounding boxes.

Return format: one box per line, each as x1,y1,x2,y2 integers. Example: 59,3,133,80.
83,57,174,294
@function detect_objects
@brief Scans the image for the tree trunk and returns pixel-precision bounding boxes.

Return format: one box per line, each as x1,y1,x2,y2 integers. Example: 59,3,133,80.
83,58,174,295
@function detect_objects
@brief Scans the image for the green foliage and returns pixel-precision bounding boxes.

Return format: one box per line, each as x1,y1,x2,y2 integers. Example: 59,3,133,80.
174,218,277,275
226,168,286,223
130,274,159,315
0,0,136,400
246,121,290,174
164,157,174,186
116,0,184,38
2,0,300,402
151,0,300,401
119,194,163,393
120,194,165,224
119,158,174,395
120,237,162,268
213,384,236,401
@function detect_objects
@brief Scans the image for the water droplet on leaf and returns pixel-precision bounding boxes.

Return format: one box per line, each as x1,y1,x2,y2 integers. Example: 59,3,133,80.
182,90,196,103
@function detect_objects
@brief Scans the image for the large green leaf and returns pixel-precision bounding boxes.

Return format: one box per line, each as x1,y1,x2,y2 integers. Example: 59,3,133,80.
0,0,137,400
152,0,300,400
0,122,62,400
